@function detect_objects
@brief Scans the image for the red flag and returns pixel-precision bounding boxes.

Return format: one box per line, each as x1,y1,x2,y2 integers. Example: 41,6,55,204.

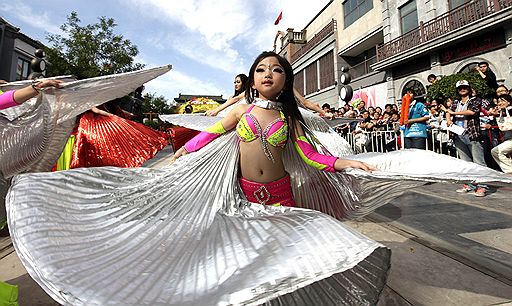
274,11,283,25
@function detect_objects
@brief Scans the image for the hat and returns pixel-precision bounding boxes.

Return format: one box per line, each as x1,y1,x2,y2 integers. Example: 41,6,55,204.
456,80,469,88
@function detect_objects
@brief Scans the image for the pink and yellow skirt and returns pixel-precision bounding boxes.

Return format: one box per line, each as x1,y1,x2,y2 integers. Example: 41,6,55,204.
239,175,296,207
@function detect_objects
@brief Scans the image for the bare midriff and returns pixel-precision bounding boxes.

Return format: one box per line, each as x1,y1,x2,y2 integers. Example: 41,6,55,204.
239,141,286,183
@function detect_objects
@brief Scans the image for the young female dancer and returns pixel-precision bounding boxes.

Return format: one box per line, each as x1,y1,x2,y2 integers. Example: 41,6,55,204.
204,73,326,117
205,73,248,116
7,58,510,306
172,52,373,205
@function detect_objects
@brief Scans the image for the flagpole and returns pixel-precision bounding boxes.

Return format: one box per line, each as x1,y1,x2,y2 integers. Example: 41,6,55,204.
280,0,283,21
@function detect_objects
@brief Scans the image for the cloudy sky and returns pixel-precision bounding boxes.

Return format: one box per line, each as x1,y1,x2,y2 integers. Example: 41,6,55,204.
1,0,330,102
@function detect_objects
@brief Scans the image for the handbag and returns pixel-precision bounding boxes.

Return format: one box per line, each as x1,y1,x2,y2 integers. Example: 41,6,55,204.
497,108,512,131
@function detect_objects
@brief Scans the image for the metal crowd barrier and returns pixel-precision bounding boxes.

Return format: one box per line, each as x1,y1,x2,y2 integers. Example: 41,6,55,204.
340,128,453,155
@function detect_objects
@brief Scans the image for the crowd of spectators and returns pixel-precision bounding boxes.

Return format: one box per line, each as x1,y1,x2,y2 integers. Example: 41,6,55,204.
320,61,512,196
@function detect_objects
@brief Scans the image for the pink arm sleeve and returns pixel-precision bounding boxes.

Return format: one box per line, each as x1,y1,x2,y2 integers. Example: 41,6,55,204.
294,136,338,172
183,121,226,153
184,132,222,153
0,91,18,110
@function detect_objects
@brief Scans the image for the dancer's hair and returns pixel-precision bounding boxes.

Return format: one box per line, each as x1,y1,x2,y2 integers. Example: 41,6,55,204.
234,74,248,96
245,51,305,137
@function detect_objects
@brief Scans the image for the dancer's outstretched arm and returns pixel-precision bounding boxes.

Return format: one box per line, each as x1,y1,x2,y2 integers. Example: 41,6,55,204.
172,104,247,162
0,80,62,110
293,88,326,115
91,106,114,117
291,120,376,172
205,92,245,116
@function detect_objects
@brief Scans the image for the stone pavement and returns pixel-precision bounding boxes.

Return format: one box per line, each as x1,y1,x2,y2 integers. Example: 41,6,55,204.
368,182,512,305
1,146,511,305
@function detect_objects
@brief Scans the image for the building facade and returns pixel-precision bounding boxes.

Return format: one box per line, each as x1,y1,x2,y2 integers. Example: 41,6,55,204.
276,0,387,108
373,0,512,104
0,17,45,82
277,0,512,108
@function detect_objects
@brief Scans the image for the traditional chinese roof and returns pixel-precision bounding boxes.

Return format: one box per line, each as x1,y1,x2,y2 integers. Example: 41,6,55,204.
173,93,227,104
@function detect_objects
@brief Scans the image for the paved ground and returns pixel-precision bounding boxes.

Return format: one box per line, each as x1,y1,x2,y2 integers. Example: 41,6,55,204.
1,146,511,305
367,182,512,305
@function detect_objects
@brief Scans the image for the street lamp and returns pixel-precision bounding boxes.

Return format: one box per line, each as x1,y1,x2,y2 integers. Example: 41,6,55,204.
28,48,47,79
338,66,353,103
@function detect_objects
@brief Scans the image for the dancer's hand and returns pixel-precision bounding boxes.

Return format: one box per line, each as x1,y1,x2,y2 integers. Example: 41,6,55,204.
12,79,64,106
205,109,219,116
35,79,63,90
170,147,188,164
334,159,377,172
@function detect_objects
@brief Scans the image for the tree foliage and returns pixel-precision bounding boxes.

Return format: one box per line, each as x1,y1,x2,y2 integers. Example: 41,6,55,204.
141,93,176,115
45,12,144,79
140,93,177,130
427,72,494,102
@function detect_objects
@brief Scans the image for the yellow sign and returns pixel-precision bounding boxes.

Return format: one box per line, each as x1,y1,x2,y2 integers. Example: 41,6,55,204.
177,97,220,114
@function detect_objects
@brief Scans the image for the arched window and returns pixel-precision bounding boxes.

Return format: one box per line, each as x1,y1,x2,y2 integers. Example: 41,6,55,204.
401,79,426,97
459,62,478,73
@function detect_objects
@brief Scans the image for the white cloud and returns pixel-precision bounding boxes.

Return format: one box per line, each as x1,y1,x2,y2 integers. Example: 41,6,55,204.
144,68,228,103
243,0,332,50
124,0,253,74
0,1,62,36
166,33,244,75
127,0,250,51
133,54,150,68
135,54,227,101
124,0,330,76
134,0,331,99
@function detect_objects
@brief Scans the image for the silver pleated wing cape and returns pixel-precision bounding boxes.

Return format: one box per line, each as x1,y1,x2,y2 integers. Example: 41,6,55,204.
8,132,393,305
6,72,512,305
159,99,354,158
0,65,172,178
7,136,512,305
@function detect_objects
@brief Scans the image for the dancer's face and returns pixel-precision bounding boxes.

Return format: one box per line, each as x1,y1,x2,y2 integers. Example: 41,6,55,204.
252,56,286,101
234,77,243,92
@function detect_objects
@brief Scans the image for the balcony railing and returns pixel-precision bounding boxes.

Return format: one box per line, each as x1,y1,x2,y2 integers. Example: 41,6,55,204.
291,31,305,42
290,19,336,63
376,0,512,62
282,30,305,45
350,56,378,79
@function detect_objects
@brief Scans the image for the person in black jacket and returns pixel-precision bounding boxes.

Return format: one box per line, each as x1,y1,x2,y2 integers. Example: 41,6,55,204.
476,61,498,90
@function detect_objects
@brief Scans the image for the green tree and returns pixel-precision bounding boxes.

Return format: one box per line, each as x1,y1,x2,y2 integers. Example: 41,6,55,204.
140,93,177,130
427,72,494,102
45,11,144,79
141,93,175,115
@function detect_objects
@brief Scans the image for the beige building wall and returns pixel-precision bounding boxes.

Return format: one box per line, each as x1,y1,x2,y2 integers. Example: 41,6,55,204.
301,0,383,50
303,2,337,41
281,0,387,107
385,0,451,42
337,0,383,49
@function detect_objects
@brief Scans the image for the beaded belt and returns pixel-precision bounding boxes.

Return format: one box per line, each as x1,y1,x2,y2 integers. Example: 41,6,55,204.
239,175,295,207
